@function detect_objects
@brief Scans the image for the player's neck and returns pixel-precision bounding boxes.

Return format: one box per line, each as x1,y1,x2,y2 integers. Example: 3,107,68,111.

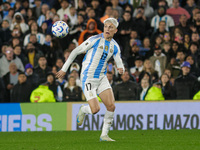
105,37,112,41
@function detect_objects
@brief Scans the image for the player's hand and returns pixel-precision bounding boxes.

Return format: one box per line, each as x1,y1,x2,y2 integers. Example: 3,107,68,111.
56,70,66,78
117,68,124,74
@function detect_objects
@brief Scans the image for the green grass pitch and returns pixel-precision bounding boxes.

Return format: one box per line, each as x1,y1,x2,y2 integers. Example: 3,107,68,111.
0,130,200,150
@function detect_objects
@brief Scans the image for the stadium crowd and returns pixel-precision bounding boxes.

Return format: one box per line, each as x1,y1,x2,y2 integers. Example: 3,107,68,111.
0,0,200,103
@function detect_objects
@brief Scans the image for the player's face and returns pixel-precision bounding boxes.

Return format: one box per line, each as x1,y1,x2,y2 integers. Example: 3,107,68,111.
103,22,117,40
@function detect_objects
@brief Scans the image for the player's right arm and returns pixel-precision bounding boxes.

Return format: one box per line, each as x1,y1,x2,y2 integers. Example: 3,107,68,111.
56,37,93,78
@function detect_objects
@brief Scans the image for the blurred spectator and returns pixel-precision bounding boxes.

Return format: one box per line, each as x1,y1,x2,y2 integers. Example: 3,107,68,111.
84,8,103,31
0,20,12,49
151,6,174,32
22,0,29,11
184,34,191,49
106,71,116,87
3,8,15,25
184,0,196,16
151,21,167,46
187,6,200,25
111,0,123,18
145,81,165,100
76,0,87,13
100,0,112,15
11,27,22,41
139,37,151,56
10,12,29,34
44,38,63,67
91,0,103,18
113,70,138,100
55,72,67,92
2,62,21,102
46,72,63,102
162,42,171,63
185,55,200,77
32,0,42,20
64,67,81,87
132,6,150,40
127,41,140,67
11,37,21,48
100,5,113,23
140,59,159,83
37,3,49,27
172,61,198,99
30,84,56,103
78,18,102,45
68,6,78,26
112,8,121,22
164,68,174,85
13,45,26,65
1,2,11,19
41,22,48,34
161,73,172,99
11,72,33,103
23,8,33,23
0,77,5,103
118,11,134,51
64,49,71,61
168,50,186,77
57,0,71,21
24,21,45,46
190,32,200,44
55,58,64,71
187,42,200,68
150,45,167,77
52,65,59,76
130,56,144,83
133,0,154,19
0,46,24,77
193,12,200,33
63,76,83,101
25,63,39,88
43,34,52,47
34,56,52,83
69,14,86,41
163,32,171,43
166,0,190,25
138,78,150,100
154,36,163,48
177,14,190,35
24,42,43,67
169,41,179,59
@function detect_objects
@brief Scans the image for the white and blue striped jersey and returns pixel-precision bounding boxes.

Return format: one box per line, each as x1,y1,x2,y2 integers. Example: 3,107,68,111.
61,33,124,79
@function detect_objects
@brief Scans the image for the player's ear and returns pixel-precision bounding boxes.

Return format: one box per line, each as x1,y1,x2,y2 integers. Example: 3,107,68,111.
115,28,118,34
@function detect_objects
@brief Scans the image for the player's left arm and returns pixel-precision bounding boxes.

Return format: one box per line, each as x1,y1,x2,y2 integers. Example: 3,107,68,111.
56,39,93,78
113,44,125,75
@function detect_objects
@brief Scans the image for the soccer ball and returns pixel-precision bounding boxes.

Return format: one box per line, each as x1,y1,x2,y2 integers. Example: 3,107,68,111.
52,21,69,38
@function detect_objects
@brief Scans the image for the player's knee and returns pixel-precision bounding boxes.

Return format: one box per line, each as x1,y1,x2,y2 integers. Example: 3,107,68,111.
91,106,100,114
107,104,115,112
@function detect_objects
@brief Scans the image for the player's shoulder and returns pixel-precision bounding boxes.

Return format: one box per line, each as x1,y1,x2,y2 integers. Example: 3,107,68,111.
112,39,120,48
88,33,102,42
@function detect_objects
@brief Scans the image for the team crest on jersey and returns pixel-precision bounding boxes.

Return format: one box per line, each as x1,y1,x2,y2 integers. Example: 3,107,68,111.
89,91,93,97
110,49,113,53
105,46,108,51
99,46,103,49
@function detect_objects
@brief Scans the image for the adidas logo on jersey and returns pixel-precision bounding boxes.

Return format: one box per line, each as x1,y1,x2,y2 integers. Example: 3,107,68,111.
99,46,103,49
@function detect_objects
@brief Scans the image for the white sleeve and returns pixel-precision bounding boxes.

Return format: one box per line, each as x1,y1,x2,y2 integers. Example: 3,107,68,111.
113,44,125,73
61,38,93,72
